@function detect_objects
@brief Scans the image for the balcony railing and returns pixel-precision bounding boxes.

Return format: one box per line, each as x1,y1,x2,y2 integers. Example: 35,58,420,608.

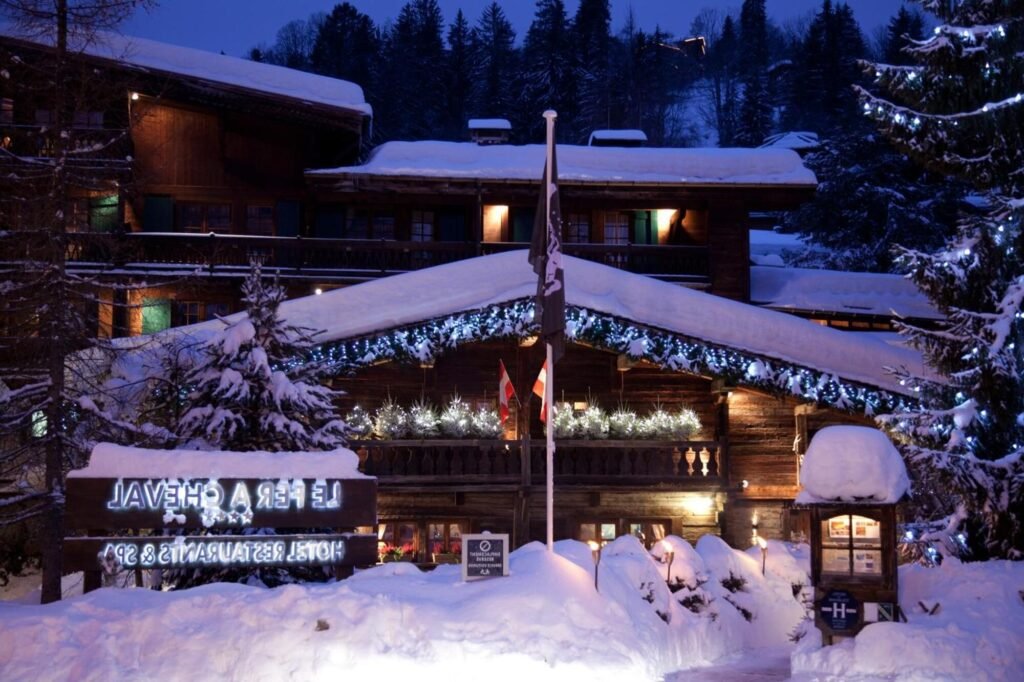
352,438,727,487
62,232,711,283
0,125,131,168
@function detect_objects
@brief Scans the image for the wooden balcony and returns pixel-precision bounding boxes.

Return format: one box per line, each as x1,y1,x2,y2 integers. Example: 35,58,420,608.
353,438,727,489
62,232,711,284
0,125,131,170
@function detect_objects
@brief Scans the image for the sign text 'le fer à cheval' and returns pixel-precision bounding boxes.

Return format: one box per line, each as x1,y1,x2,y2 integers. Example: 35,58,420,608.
64,475,377,572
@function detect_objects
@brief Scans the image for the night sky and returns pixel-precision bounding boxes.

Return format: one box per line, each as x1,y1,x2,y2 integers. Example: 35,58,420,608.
123,0,907,59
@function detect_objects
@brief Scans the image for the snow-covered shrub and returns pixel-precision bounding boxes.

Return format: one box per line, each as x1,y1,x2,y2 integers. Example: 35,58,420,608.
609,408,638,438
577,405,609,439
345,405,374,439
552,402,578,439
438,395,472,438
407,401,439,438
374,398,409,439
471,407,503,439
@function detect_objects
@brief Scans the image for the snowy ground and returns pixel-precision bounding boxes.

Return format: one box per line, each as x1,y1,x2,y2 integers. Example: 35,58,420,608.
1,537,1021,681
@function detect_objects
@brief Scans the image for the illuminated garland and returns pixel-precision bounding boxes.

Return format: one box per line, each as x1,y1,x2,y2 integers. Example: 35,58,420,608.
307,299,916,417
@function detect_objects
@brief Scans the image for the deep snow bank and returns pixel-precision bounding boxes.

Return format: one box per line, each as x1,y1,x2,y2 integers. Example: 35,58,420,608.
0,538,809,681
792,559,1024,681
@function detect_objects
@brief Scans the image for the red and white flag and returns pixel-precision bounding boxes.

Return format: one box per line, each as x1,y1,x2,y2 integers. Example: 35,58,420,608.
532,360,549,422
498,360,517,426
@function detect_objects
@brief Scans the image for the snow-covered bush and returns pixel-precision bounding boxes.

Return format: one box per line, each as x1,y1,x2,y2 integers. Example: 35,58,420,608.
373,398,409,439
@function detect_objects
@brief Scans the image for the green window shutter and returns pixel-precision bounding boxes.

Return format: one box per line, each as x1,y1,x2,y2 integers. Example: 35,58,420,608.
314,205,345,238
142,195,174,232
632,211,654,244
438,211,466,242
511,208,534,243
141,298,171,334
89,195,119,233
276,200,301,237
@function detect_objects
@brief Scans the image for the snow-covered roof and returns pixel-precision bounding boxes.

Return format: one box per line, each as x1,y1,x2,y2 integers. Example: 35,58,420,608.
169,252,929,395
588,129,648,144
309,141,817,187
796,426,909,504
760,131,820,151
1,30,371,116
468,118,511,130
751,266,942,320
69,443,367,479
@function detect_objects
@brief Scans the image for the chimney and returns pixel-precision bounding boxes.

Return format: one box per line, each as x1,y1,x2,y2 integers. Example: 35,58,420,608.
468,118,511,145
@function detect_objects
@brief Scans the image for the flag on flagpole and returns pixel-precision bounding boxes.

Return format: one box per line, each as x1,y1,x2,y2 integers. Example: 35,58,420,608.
498,360,517,426
532,359,548,422
527,122,565,365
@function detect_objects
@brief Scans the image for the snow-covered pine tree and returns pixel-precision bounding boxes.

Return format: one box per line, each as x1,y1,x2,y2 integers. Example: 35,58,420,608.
858,1,1024,559
179,260,346,452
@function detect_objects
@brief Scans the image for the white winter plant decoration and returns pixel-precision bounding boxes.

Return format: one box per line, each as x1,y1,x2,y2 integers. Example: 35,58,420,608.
347,399,700,441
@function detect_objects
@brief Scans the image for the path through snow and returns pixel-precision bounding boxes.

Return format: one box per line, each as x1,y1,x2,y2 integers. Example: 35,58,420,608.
666,647,792,681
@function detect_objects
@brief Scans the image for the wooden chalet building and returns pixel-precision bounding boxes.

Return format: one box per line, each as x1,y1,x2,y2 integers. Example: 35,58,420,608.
153,252,928,558
4,31,928,558
0,31,370,335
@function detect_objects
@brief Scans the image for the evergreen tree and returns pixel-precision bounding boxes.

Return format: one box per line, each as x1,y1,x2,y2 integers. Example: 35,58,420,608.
309,3,379,101
735,0,771,146
785,1,866,134
782,130,963,272
861,1,1024,559
179,261,347,453
0,0,151,603
470,2,518,120
520,0,576,142
571,0,612,142
442,9,474,140
705,14,740,146
374,0,446,141
880,5,926,66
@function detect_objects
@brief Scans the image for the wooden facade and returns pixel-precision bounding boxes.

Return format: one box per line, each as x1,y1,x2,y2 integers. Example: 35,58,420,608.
331,339,870,555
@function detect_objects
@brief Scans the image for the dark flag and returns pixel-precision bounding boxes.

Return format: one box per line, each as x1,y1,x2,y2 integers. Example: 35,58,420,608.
527,134,566,363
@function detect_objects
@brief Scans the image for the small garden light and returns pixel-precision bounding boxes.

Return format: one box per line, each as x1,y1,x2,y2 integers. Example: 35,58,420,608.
660,539,675,585
587,540,602,592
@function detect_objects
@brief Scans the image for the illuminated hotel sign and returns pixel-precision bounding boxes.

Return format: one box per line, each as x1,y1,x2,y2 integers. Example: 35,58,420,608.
103,478,345,527
64,468,378,575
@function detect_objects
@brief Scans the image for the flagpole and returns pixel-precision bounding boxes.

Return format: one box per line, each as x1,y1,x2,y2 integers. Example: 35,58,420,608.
543,109,557,552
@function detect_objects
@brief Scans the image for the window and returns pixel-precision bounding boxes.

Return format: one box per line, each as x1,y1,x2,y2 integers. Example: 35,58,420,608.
373,213,396,240
72,110,104,128
246,205,274,236
604,211,629,266
34,109,55,126
821,514,883,577
378,522,419,560
343,209,394,239
567,213,590,243
627,521,670,549
180,203,231,233
604,212,630,245
1,98,12,125
411,210,434,242
428,522,464,558
578,522,618,546
141,298,171,335
174,301,229,326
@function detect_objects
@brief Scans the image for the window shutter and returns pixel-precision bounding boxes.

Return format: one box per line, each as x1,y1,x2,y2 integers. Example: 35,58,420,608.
276,200,301,237
438,211,466,242
142,195,174,232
